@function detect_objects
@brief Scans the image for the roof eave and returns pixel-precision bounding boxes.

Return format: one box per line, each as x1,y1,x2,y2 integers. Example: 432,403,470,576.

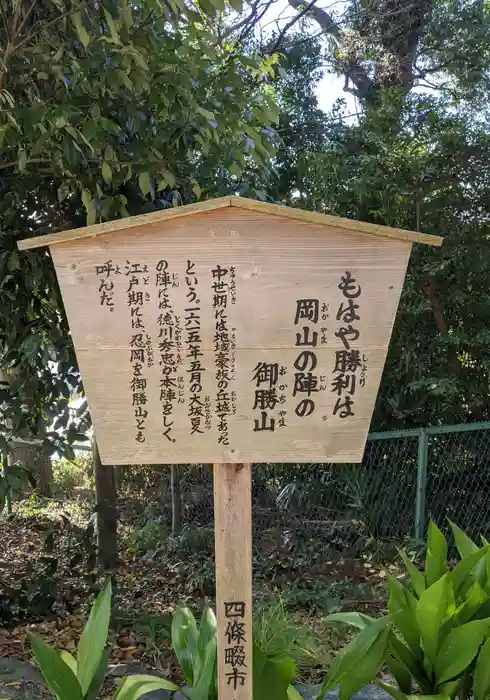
17,196,443,251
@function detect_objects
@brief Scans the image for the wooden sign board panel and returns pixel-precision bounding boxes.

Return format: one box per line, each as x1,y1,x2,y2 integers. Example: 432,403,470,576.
48,207,412,465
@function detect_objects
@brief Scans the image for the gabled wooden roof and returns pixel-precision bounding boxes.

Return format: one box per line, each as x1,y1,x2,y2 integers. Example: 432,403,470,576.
17,195,443,250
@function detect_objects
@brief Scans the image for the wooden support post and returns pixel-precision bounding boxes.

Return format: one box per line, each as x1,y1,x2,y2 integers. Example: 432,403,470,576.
214,463,253,700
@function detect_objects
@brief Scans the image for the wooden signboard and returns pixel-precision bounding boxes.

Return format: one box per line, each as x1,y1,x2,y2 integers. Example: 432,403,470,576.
19,196,442,700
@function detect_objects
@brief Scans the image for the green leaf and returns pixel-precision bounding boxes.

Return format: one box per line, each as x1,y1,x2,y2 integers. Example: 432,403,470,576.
385,653,412,694
198,0,217,16
317,618,391,700
254,646,292,700
171,605,198,685
18,148,27,172
160,169,176,188
450,547,488,598
116,69,133,90
287,687,303,700
324,612,374,629
438,679,462,697
474,636,490,700
388,575,420,653
435,618,490,685
85,649,109,700
138,172,151,197
0,125,9,148
103,7,121,42
97,117,121,134
338,624,391,700
72,11,90,47
416,574,453,666
450,522,488,587
453,581,488,625
85,198,97,225
77,580,111,696
60,651,77,674
425,522,448,587
389,632,431,694
376,680,408,700
193,607,217,700
229,162,242,178
229,0,243,10
196,606,217,656
192,182,202,199
449,520,479,559
29,634,83,700
271,656,296,685
81,189,92,208
197,106,215,120
102,162,113,184
400,551,426,598
377,681,450,700
192,637,217,700
115,675,180,700
121,3,133,28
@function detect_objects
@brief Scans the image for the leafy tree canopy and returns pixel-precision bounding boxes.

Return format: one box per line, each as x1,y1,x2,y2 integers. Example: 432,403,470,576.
0,0,279,454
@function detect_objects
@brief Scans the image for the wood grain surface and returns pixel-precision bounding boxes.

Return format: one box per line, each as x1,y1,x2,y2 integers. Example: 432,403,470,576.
49,207,412,465
214,463,253,700
18,196,443,250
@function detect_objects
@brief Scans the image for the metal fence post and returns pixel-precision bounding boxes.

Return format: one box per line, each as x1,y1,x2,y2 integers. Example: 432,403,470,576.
415,428,429,540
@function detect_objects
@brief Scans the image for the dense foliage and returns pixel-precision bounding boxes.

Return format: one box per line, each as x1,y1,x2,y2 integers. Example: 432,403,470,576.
297,95,490,428
321,521,490,700
0,0,278,454
1,0,490,458
31,580,299,700
258,0,490,428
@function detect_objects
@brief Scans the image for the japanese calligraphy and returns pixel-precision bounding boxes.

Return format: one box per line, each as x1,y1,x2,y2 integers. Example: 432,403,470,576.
332,271,362,419
156,259,180,443
251,362,287,432
126,260,149,443
223,601,247,691
212,265,233,446
95,259,121,311
293,299,321,418
185,260,208,436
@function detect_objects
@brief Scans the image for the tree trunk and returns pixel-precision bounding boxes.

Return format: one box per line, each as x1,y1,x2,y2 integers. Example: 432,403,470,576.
10,439,53,496
0,368,53,496
171,465,182,536
3,453,12,515
36,453,54,496
93,440,118,569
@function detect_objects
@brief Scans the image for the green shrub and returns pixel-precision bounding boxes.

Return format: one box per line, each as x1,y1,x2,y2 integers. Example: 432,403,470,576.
125,519,169,554
30,581,179,700
254,598,332,681
30,581,301,700
319,520,490,700
171,524,214,556
52,455,93,494
172,604,300,700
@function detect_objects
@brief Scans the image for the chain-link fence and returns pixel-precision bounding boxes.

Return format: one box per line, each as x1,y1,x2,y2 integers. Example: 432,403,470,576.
164,422,490,568
63,420,490,569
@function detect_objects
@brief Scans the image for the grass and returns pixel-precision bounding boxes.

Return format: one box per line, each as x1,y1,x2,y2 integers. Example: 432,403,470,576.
253,597,341,683
52,456,93,494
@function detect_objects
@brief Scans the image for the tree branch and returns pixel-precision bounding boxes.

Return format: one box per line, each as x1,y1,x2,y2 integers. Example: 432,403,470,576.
15,0,38,42
240,0,275,42
222,0,260,39
15,2,91,51
284,0,376,103
271,0,321,52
